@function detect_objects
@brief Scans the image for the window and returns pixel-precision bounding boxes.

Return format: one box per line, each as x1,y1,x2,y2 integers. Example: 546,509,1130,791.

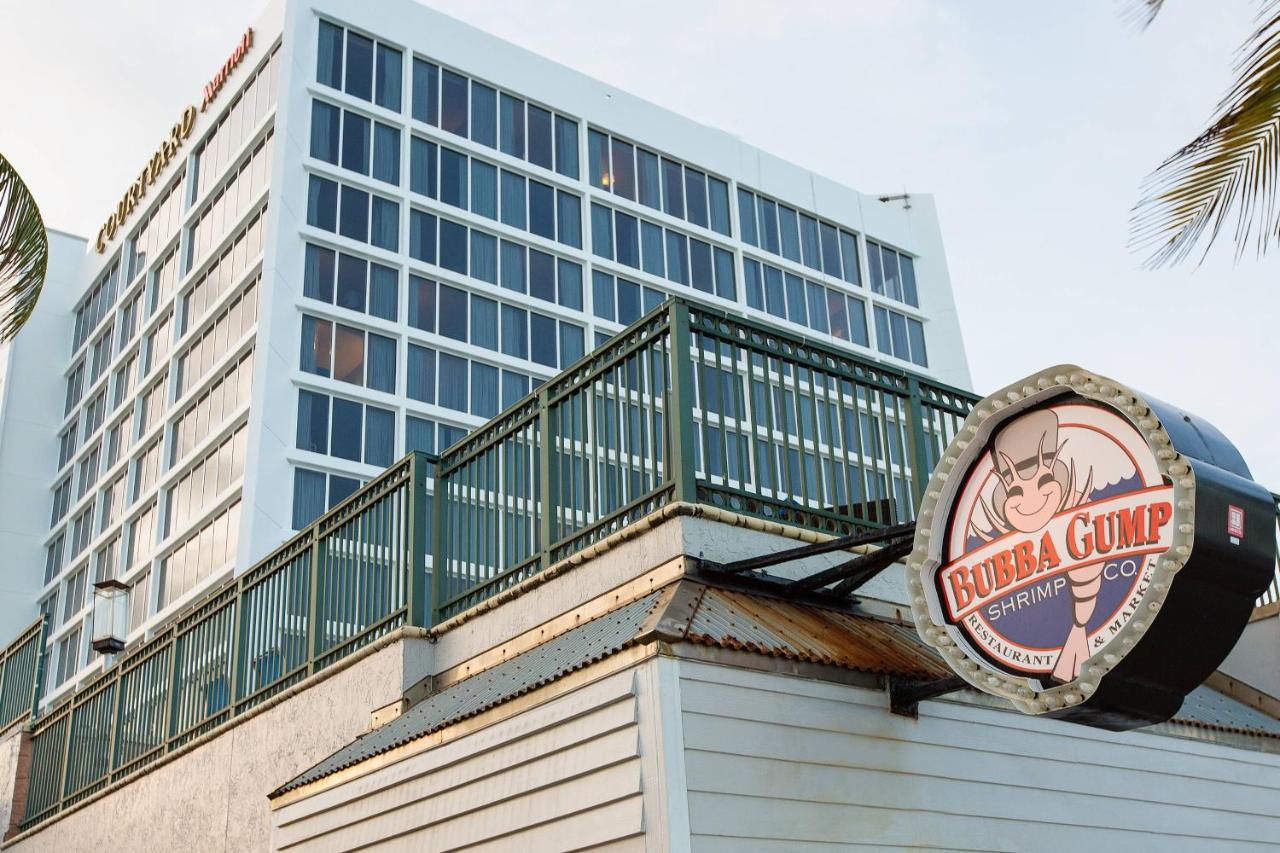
308,175,398,252
738,187,864,290
412,58,439,126
374,43,402,112
305,243,396,321
317,21,343,89
318,24,399,109
866,240,918,307
441,70,468,136
300,315,395,391
345,32,373,100
501,94,525,158
590,202,734,300
873,306,927,367
292,468,365,529
471,82,496,147
742,257,868,347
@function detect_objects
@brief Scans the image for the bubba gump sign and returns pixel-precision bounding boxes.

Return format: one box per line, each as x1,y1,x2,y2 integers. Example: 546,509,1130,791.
909,365,1275,730
94,27,254,254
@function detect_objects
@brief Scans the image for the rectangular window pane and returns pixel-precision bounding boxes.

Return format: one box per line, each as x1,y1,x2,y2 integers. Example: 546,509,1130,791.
307,176,338,231
778,206,801,262
501,304,528,358
310,101,340,164
900,255,918,306
641,221,664,277
345,32,373,101
527,105,553,170
907,318,927,367
588,129,609,189
370,263,397,320
500,171,526,229
821,223,842,279
743,259,763,310
368,334,396,392
530,313,557,367
411,59,439,126
609,138,635,200
556,191,581,249
293,468,326,528
375,44,402,111
317,21,343,89
738,189,757,246
470,81,496,147
500,241,525,293
439,219,467,273
558,259,582,310
758,198,779,254
470,231,497,284
365,406,394,466
296,390,329,453
500,94,525,158
591,203,613,260
372,123,400,184
440,147,467,209
336,253,367,313
806,281,829,333
664,231,688,284
800,216,821,270
408,275,436,332
502,371,529,408
371,196,398,251
408,344,436,403
637,149,661,210
339,185,369,241
438,353,468,412
300,315,332,377
708,178,730,236
529,250,555,302
839,231,860,286
471,363,499,418
617,277,641,325
827,289,849,341
873,305,891,355
662,159,684,218
559,323,584,366
713,247,735,300
592,272,615,322
685,169,708,228
866,241,884,295
688,239,713,293
409,210,436,263
471,295,497,350
330,397,363,461
441,70,468,136
406,415,435,453
554,115,578,179
614,211,639,268
889,310,909,360
409,137,437,198
848,296,869,346
471,161,497,219
529,181,555,239
304,244,335,302
784,273,807,325
334,325,365,385
438,283,468,341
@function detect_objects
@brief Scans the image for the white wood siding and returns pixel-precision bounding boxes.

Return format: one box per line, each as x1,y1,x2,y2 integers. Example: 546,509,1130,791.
677,660,1280,852
271,664,670,852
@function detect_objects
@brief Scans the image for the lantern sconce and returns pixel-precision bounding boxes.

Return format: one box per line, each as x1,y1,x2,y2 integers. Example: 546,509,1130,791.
91,578,130,655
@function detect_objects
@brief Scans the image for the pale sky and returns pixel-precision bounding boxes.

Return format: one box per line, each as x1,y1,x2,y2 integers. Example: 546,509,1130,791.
1,0,1276,487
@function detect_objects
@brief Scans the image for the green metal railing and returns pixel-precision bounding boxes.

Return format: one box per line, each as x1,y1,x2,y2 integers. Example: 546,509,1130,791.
432,300,977,620
0,617,47,733
21,297,1278,833
18,452,430,830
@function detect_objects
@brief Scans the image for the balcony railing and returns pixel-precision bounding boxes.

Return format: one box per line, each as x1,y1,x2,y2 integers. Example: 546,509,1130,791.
9,298,1278,834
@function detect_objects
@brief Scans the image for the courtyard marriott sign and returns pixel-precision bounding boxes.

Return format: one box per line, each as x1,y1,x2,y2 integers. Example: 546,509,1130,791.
94,27,254,253
909,365,1275,730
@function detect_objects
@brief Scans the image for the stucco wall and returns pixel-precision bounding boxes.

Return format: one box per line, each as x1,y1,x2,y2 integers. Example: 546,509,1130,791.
0,725,28,836
5,637,428,853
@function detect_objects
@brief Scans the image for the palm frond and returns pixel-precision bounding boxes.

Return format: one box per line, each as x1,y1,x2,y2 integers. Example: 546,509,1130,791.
1129,2,1280,267
0,155,49,342
1122,0,1166,31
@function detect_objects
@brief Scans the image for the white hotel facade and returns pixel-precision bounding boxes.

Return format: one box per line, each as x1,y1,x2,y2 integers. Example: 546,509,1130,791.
0,0,970,707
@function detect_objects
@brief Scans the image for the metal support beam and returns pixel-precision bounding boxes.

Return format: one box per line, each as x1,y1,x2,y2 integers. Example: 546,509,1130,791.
889,675,967,718
714,521,916,575
786,538,914,596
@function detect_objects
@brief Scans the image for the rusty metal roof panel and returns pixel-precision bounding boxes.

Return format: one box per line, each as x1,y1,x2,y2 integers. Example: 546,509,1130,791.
685,587,950,680
1173,686,1280,738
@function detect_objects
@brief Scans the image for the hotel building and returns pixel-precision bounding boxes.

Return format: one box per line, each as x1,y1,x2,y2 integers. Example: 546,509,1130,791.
0,0,969,707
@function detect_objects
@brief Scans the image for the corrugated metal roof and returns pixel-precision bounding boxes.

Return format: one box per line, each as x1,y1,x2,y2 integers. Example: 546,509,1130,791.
1174,685,1280,737
276,579,1280,797
685,587,951,680
273,589,666,796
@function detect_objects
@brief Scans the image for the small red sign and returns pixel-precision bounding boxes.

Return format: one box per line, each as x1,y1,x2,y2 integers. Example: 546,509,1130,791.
1227,505,1245,539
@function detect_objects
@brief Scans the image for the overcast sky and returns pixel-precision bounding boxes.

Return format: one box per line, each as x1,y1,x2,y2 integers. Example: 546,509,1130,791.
2,0,1276,487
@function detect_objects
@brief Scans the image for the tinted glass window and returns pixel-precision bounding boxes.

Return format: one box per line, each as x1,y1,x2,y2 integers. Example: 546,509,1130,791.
310,101,340,164
409,210,436,263
317,22,343,89
438,284,467,341
297,390,329,453
610,138,635,200
662,159,683,218
554,115,578,179
529,250,555,302
409,137,437,198
339,185,368,241
439,219,467,273
441,70,468,136
374,44,402,111
331,397,363,461
336,253,367,312
684,169,708,229
440,147,467,209
365,406,394,466
530,314,557,367
501,171,526,229
304,244,335,302
438,353,468,412
408,275,435,332
527,105,553,169
307,176,338,231
345,32,373,101
371,197,398,251
529,181,555,240
372,123,400,184
471,82,496,147
412,59,439,125
500,94,525,158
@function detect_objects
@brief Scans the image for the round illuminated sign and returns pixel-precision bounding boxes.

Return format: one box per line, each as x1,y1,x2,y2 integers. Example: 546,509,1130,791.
909,365,1275,729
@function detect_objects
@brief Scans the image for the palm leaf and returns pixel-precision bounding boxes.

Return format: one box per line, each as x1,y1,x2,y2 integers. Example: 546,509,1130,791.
1130,2,1280,267
1122,0,1166,30
0,154,49,342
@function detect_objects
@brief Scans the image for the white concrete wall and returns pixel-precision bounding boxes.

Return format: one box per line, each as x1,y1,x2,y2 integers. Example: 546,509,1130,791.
0,230,84,640
675,658,1280,852
5,636,427,853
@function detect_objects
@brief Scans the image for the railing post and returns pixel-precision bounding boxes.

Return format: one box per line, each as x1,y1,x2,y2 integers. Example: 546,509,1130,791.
537,387,557,570
905,376,933,509
227,581,245,713
30,615,50,721
430,456,444,627
406,452,431,629
667,302,699,504
306,523,324,674
163,629,181,749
